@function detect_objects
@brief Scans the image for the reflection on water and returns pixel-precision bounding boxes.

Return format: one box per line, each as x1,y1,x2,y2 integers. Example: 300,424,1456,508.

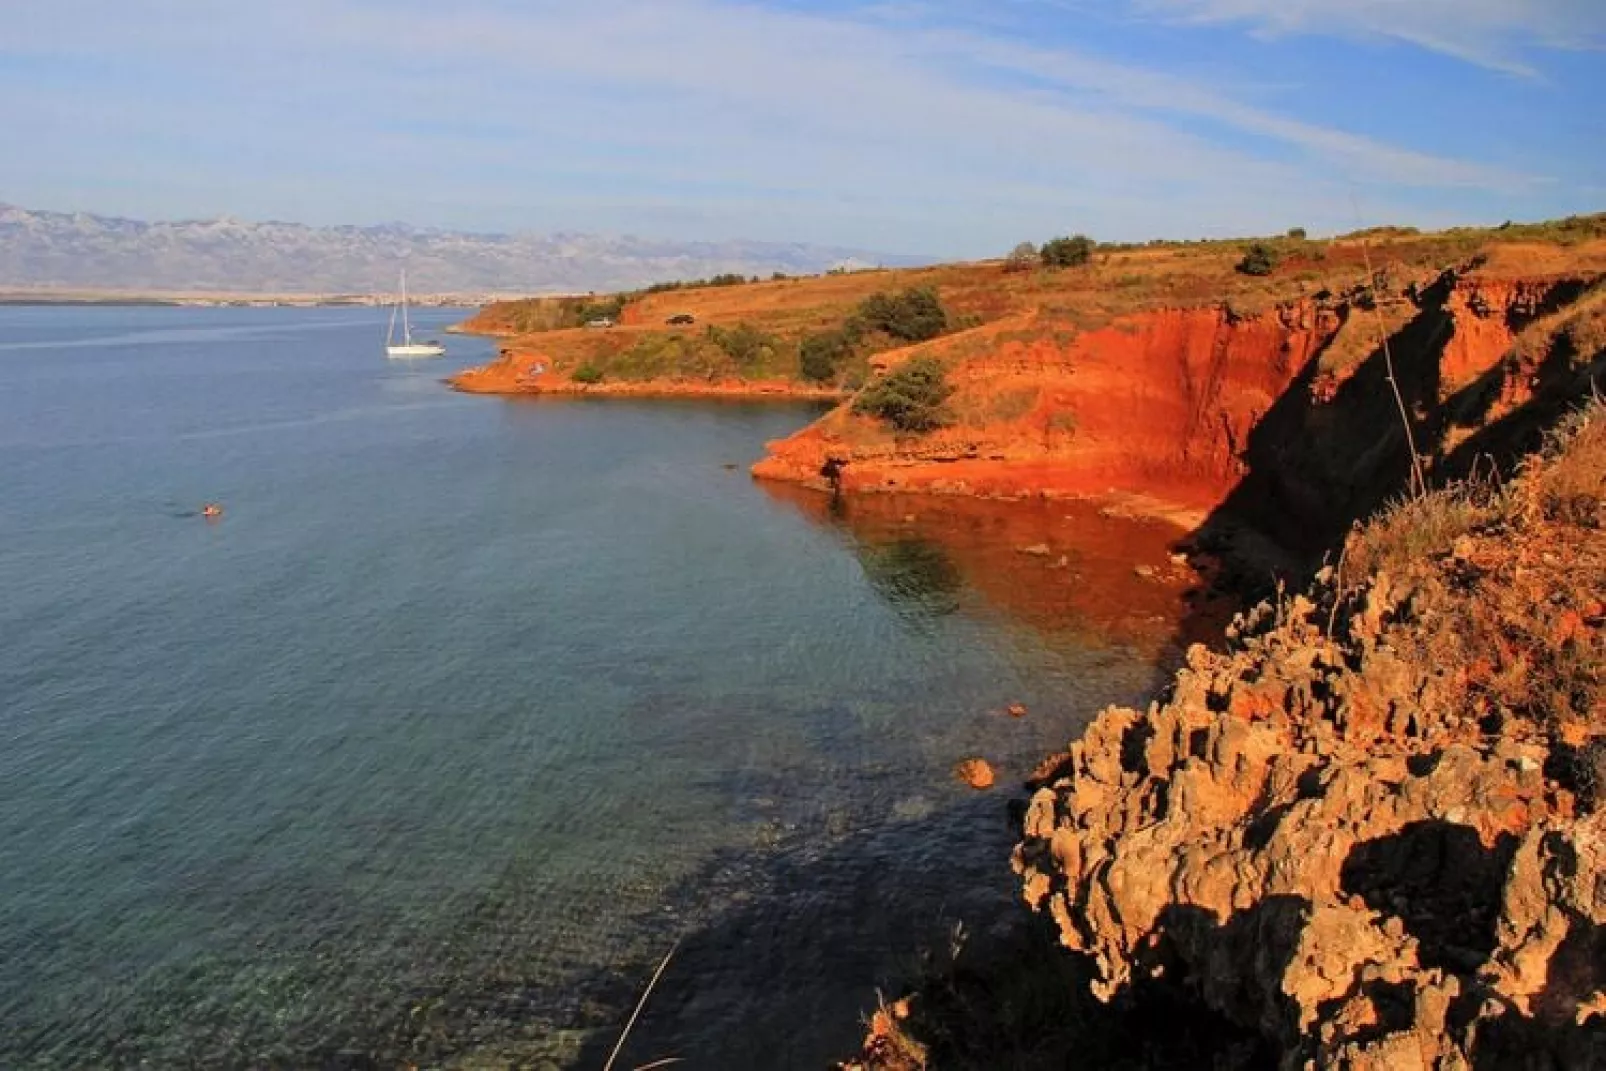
759,482,1229,660
858,537,965,619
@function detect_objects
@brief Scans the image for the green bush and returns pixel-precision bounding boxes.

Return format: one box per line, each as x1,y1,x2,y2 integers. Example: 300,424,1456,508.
1236,243,1278,277
706,322,776,369
800,329,855,383
853,356,954,433
572,362,605,384
572,300,623,324
855,287,948,342
1040,235,1094,269
642,272,751,294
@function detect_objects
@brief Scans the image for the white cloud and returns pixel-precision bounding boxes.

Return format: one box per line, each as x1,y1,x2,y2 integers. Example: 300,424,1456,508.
0,0,1566,252
1132,0,1606,76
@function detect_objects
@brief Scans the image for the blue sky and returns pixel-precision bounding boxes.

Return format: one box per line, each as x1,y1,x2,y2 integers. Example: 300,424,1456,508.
2,0,1602,256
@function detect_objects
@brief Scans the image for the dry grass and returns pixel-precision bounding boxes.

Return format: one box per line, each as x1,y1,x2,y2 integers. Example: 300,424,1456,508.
1538,401,1606,528
1340,399,1606,735
1343,489,1494,583
459,217,1606,401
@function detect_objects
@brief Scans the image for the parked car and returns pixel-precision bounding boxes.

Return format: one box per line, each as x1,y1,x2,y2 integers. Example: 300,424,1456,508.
665,313,695,325
585,317,615,329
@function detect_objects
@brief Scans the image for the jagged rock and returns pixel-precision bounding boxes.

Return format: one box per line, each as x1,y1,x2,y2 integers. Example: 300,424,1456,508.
1015,410,1606,1068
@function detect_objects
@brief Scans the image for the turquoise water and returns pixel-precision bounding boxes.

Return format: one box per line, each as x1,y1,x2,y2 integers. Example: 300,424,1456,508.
0,306,1183,1068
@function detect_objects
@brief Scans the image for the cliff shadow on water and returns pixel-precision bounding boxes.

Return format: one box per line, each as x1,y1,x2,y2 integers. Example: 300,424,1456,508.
572,785,1270,1071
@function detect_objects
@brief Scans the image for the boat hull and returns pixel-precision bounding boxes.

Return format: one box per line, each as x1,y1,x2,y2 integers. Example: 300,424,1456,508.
386,343,447,358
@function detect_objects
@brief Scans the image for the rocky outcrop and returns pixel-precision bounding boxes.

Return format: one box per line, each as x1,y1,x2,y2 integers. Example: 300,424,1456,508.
1013,409,1606,1068
754,300,1340,511
757,264,1606,564
1215,268,1606,557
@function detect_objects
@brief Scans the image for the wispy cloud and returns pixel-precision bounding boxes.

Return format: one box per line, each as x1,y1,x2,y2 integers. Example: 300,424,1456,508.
1132,0,1606,77
0,0,1585,252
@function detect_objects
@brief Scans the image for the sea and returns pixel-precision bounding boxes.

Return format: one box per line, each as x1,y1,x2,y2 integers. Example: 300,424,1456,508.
0,305,1204,1068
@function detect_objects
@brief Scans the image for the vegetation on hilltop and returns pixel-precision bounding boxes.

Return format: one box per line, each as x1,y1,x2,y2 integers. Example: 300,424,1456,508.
798,287,953,385
1039,235,1095,269
1235,242,1278,276
643,272,753,293
456,210,1606,408
474,285,964,389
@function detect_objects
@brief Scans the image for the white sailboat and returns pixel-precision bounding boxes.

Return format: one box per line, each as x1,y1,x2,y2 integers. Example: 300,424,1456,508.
385,269,446,358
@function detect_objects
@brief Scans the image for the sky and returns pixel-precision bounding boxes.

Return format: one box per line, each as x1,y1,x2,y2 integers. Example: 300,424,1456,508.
1,0,1603,256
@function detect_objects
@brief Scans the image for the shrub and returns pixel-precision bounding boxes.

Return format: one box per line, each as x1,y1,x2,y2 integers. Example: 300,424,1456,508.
853,356,954,433
856,287,948,342
1040,235,1094,269
571,362,605,384
706,322,776,369
800,329,855,383
1287,227,1308,241
571,296,626,324
1004,241,1039,272
1236,243,1278,277
642,272,751,293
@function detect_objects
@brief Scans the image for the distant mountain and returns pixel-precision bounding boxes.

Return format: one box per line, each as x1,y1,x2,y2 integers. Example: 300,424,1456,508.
0,204,924,295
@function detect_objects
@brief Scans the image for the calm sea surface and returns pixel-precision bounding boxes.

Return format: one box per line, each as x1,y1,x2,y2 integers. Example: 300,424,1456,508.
0,306,1197,1068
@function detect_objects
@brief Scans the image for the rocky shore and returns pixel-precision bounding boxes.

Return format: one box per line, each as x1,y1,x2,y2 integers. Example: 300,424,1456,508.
448,354,845,401
848,402,1605,1069
1011,405,1606,1068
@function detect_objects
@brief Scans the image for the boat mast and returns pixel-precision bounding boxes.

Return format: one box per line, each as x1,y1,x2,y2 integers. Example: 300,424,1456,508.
400,269,413,344
386,292,399,346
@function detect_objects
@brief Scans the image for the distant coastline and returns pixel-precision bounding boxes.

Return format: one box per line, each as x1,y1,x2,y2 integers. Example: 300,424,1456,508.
0,288,503,308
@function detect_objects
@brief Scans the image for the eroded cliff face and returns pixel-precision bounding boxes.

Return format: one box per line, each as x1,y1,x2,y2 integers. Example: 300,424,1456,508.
1216,267,1606,556
754,301,1338,512
757,263,1606,554
1012,409,1606,1069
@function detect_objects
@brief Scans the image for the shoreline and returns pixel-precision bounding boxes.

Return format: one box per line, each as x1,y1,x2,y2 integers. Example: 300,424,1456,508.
448,372,848,402
445,318,852,402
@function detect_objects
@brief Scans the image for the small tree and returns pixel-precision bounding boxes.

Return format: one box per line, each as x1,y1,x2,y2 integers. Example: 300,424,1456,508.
1287,227,1308,241
1236,243,1278,277
706,322,775,369
1040,235,1094,269
799,329,854,383
856,287,948,343
853,356,954,433
572,362,605,384
1004,241,1038,272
